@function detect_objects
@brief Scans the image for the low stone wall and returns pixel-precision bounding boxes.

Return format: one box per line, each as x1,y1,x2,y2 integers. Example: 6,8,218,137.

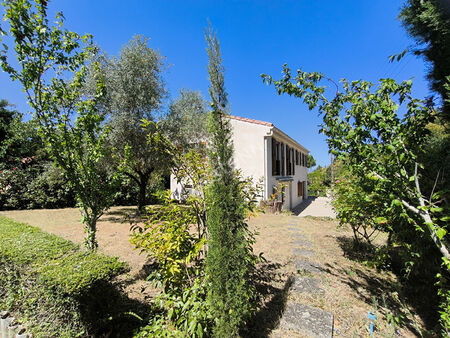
0,312,30,338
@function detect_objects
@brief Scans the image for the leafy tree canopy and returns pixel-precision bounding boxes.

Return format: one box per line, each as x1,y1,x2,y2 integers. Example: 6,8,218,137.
0,0,118,249
262,66,449,266
88,35,169,212
400,0,450,121
163,89,208,150
0,100,42,164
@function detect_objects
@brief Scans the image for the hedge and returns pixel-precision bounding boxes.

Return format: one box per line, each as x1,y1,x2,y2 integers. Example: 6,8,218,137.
0,216,131,337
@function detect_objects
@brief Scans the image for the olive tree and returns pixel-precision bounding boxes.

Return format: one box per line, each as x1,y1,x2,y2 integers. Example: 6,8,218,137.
94,36,168,212
163,89,208,150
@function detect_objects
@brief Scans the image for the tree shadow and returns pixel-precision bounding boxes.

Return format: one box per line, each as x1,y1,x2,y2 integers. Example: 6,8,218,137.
77,279,152,337
335,235,377,263
334,235,440,335
242,261,294,337
120,260,159,287
98,208,140,224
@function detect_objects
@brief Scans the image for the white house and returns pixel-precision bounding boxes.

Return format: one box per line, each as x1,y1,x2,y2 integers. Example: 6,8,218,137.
171,115,309,210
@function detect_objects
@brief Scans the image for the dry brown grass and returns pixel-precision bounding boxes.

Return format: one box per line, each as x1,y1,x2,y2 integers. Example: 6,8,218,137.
247,213,426,337
1,208,428,337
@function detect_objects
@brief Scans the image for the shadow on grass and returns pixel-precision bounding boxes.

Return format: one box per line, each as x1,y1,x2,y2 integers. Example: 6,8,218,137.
98,207,139,224
332,235,440,335
335,235,378,263
79,280,151,337
242,262,293,337
121,260,159,288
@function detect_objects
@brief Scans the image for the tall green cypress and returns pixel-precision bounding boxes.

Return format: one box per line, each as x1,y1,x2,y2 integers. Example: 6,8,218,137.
204,26,252,337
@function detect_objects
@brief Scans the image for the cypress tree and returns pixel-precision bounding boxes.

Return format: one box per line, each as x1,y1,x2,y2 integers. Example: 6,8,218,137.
204,25,252,337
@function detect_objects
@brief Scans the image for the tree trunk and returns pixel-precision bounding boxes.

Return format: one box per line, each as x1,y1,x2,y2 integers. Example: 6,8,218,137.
137,173,150,214
84,217,98,250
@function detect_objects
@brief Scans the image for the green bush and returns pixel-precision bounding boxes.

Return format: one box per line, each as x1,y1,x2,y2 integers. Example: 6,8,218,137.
0,216,129,337
0,159,76,210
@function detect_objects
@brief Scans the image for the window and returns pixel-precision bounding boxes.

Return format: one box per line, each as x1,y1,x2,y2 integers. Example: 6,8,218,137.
292,149,295,175
272,138,275,175
281,143,285,176
298,181,303,197
272,138,279,176
295,150,299,165
286,145,291,175
286,146,296,176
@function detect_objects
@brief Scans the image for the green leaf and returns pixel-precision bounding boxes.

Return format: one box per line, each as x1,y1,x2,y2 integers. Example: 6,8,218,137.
430,207,444,213
436,228,447,240
391,199,402,207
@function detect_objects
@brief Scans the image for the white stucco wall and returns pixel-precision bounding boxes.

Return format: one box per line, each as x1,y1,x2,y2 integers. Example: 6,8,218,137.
229,118,270,197
170,116,309,211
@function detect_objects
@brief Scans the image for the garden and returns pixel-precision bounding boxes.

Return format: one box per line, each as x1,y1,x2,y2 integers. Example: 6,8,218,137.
0,0,449,337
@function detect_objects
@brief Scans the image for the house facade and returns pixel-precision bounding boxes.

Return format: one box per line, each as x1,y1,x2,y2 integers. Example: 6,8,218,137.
171,115,309,210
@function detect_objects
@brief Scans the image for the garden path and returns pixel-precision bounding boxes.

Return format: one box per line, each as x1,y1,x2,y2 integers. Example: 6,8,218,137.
278,217,334,337
294,196,336,218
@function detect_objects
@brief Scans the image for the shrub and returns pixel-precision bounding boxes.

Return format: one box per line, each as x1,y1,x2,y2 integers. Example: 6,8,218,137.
26,163,76,209
130,190,206,293
0,216,129,337
135,278,213,338
332,176,387,245
0,159,76,210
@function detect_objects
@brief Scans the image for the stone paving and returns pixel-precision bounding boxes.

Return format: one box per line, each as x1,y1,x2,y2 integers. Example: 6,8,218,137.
280,303,334,338
293,196,337,218
291,276,324,295
278,219,334,337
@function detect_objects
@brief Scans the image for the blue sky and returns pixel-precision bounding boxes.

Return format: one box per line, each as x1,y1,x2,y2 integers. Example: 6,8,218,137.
0,1,431,167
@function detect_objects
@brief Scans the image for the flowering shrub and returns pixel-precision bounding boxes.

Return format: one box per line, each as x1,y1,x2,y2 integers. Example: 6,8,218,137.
0,158,75,210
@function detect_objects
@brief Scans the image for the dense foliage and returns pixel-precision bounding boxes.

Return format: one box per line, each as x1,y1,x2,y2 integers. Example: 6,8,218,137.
90,36,169,212
204,26,257,337
163,89,208,150
263,67,449,334
0,216,128,337
307,159,346,196
400,0,450,121
332,171,388,245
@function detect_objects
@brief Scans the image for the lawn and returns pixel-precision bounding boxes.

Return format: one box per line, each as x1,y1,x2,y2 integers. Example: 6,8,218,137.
0,207,428,336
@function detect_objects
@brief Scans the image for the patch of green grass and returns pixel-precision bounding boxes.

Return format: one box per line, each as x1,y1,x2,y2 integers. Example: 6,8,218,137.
0,216,133,336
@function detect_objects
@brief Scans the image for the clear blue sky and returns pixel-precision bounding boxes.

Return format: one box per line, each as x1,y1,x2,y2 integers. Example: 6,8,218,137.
0,0,431,167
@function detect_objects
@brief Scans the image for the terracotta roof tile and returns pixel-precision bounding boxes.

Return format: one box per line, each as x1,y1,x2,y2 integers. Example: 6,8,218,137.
229,115,273,127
